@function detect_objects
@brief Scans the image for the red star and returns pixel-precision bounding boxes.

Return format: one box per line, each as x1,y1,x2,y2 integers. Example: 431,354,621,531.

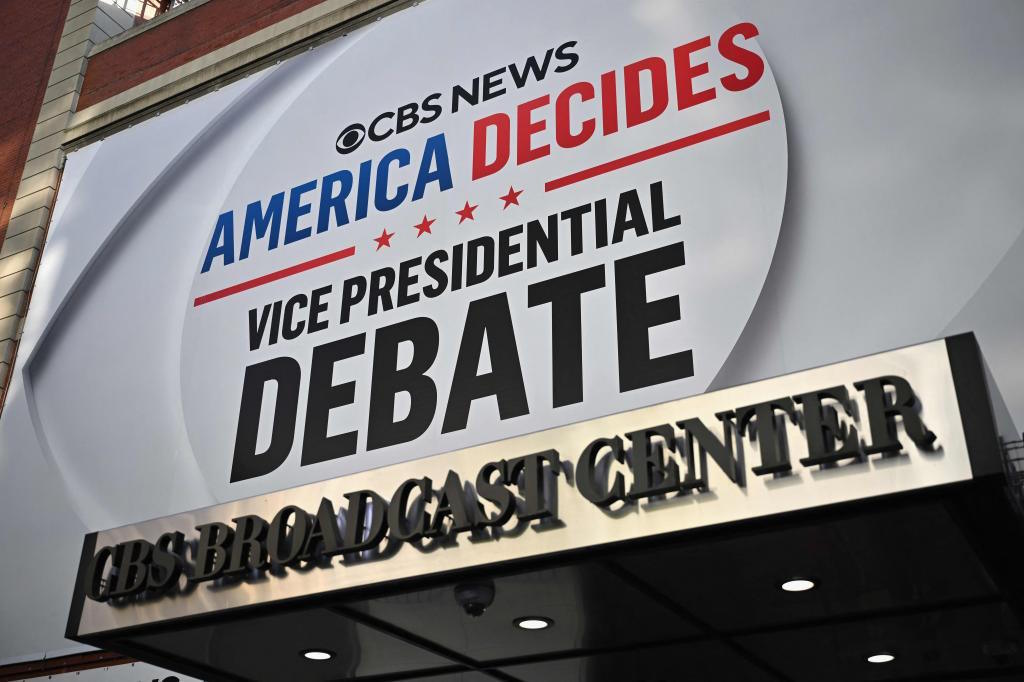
373,228,394,250
413,214,435,237
499,186,523,209
455,200,478,224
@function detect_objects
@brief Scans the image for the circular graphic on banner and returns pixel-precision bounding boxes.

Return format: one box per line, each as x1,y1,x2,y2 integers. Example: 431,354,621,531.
181,0,788,497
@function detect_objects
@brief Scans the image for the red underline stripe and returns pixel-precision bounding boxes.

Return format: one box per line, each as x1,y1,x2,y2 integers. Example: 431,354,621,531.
544,110,772,192
193,245,357,307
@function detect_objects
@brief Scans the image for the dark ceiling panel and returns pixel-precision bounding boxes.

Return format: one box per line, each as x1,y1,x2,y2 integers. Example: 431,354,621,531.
132,607,453,681
498,639,777,682
615,503,997,632
341,563,702,665
408,673,502,682
736,601,1024,682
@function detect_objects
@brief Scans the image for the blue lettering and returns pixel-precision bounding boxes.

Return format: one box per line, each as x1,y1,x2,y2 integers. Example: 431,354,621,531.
202,135,459,271
317,169,353,233
374,148,410,213
201,211,235,273
355,159,372,221
284,179,317,245
240,192,284,260
413,133,453,200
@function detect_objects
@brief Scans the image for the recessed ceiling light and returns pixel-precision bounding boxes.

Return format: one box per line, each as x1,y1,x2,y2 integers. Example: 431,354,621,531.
780,578,816,592
515,616,553,630
301,649,335,661
867,652,895,664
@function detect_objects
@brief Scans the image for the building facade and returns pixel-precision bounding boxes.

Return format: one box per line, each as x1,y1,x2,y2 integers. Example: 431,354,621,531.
2,1,1024,680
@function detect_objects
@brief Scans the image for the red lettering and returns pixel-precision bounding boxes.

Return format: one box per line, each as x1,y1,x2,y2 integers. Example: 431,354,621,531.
472,113,510,180
673,36,716,110
624,57,669,128
517,95,551,165
475,23,766,174
555,82,596,149
719,22,765,91
600,70,619,136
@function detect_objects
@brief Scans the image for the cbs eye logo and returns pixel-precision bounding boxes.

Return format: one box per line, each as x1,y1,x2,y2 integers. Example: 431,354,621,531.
335,123,366,154
335,93,443,155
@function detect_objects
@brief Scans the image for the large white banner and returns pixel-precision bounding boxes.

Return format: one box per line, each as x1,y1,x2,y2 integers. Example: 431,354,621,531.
179,0,786,499
26,0,789,517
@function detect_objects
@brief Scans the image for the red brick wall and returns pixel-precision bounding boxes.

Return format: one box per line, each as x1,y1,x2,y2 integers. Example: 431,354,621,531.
0,0,71,248
77,0,328,110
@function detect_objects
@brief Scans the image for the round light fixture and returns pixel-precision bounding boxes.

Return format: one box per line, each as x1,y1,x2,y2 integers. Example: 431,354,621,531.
867,652,895,664
780,578,816,593
301,649,335,661
515,616,553,631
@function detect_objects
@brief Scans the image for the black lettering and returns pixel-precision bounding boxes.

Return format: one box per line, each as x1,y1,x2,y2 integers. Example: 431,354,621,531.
427,471,477,536
528,265,606,407
110,540,153,597
795,386,861,466
615,242,693,391
526,216,558,268
309,285,331,333
677,416,740,488
340,276,366,325
650,181,681,231
625,424,680,499
452,79,479,114
388,477,432,542
148,532,185,592
507,450,560,520
466,236,495,287
248,304,273,351
561,203,591,256
482,67,507,100
282,293,307,341
368,111,395,142
230,357,301,483
442,294,529,433
509,49,554,88
554,40,580,73
396,103,419,134
420,92,443,124
612,188,649,243
367,318,439,450
300,498,344,560
302,334,364,466
734,399,799,475
342,491,389,553
397,258,421,308
85,546,114,602
577,436,626,506
191,523,233,583
224,516,268,576
368,267,396,316
498,225,524,276
475,461,516,527
855,376,936,455
267,505,310,566
423,250,449,297
594,198,609,248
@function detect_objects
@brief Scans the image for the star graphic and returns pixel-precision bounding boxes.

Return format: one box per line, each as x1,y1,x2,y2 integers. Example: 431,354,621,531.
413,214,435,237
373,228,394,250
455,200,478,224
499,186,523,209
